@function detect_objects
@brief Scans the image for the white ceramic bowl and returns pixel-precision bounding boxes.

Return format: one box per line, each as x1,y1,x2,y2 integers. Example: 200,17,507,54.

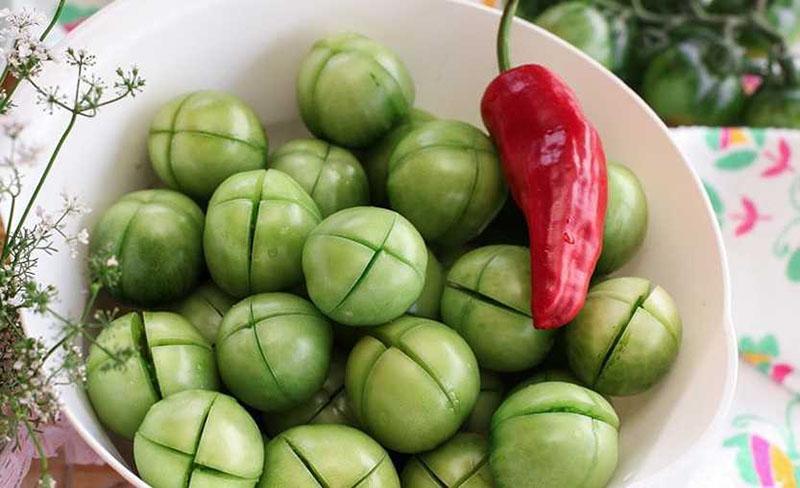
11,0,736,486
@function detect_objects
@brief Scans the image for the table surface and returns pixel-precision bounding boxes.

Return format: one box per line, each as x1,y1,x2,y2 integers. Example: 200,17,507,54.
22,452,128,488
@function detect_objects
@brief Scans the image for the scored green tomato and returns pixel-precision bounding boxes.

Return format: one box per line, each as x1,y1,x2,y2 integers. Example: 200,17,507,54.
90,189,204,306
86,312,219,439
362,108,435,206
269,138,369,217
262,353,355,436
133,390,264,488
565,277,682,396
641,39,745,126
215,293,333,412
204,169,322,298
535,2,613,69
490,382,619,488
259,425,400,488
346,317,480,453
302,207,428,326
441,245,555,372
402,433,494,487
175,283,235,344
297,33,415,148
148,90,268,201
509,369,582,396
386,120,507,247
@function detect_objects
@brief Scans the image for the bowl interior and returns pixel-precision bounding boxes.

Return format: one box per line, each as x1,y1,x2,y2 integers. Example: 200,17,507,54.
12,0,735,486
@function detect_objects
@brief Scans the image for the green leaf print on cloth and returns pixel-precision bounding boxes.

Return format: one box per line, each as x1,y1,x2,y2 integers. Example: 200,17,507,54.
716,151,759,171
704,180,725,227
774,177,800,283
725,397,800,487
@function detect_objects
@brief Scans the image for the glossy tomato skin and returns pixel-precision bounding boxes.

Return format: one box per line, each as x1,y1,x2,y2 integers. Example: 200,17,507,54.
606,12,637,81
535,2,613,69
641,39,745,126
297,33,414,148
515,0,563,21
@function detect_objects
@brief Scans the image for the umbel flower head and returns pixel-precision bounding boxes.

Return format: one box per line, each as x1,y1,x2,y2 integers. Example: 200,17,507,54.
0,4,144,486
0,7,54,79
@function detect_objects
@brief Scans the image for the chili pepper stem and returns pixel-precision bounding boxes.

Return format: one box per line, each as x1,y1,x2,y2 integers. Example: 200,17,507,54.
497,0,520,73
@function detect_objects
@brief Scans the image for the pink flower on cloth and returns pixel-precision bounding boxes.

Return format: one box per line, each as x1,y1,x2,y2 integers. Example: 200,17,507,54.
0,417,104,487
731,197,771,238
740,335,796,387
762,139,793,179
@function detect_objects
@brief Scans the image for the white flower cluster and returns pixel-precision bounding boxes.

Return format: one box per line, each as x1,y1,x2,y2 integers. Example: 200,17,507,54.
0,117,42,203
30,192,92,257
0,7,54,78
0,335,60,442
59,190,91,216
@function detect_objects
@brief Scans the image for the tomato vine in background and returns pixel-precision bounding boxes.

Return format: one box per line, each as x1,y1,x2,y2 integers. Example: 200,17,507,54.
519,0,800,127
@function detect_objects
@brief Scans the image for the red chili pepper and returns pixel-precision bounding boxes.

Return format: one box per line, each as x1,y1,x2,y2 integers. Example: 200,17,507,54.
480,0,607,329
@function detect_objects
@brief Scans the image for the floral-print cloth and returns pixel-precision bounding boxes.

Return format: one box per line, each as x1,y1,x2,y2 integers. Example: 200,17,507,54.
672,127,800,487
5,1,800,486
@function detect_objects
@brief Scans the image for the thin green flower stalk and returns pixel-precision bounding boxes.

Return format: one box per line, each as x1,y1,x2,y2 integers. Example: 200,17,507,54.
0,3,144,486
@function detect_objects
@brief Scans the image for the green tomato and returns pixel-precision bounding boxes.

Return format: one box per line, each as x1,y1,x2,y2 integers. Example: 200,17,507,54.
215,293,333,412
462,371,504,435
134,390,264,488
387,120,507,247
362,108,435,206
346,316,480,453
441,245,555,372
259,424,400,487
709,0,800,42
302,206,427,326
269,139,369,217
262,353,356,436
406,248,445,320
767,0,800,42
509,369,581,396
641,40,745,126
174,283,235,344
490,381,619,488
204,169,322,298
86,312,218,439
90,189,204,306
535,2,613,69
596,162,648,275
401,433,494,487
515,0,563,21
148,90,268,201
297,33,415,148
565,277,682,396
745,84,800,128
606,12,637,81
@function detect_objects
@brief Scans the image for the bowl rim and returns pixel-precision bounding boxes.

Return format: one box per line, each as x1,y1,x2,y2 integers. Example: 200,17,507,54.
21,0,737,486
